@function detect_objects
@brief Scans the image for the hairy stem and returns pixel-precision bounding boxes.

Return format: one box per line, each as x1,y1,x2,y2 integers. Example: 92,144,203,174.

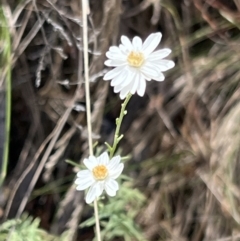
109,94,132,159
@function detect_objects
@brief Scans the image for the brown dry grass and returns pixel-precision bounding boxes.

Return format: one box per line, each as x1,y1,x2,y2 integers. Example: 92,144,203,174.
2,0,240,240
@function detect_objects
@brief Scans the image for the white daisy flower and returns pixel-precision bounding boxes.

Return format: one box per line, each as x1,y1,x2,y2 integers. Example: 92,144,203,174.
103,32,175,99
75,152,124,204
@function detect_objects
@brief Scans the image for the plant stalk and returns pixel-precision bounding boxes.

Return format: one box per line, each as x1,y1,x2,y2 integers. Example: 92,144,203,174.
81,0,101,240
0,7,11,188
109,94,132,159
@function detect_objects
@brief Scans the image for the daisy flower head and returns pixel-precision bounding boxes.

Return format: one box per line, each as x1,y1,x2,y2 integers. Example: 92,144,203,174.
75,152,124,204
103,32,175,99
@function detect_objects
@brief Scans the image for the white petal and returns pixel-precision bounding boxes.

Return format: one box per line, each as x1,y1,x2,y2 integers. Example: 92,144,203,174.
118,75,135,100
120,77,132,88
130,76,139,95
106,51,126,61
114,84,124,93
143,32,162,56
147,48,172,61
109,163,124,179
141,70,165,82
77,169,91,178
85,182,101,204
119,44,129,54
119,83,132,99
121,36,133,51
75,175,95,190
104,59,126,67
109,46,122,53
141,73,151,81
152,72,165,82
120,67,136,87
83,156,97,170
137,75,146,96
118,66,136,87
141,63,159,77
105,179,119,197
107,156,121,172
106,46,127,60
154,60,175,72
132,36,142,51
98,152,109,165
85,187,97,204
97,181,105,196
111,69,128,86
103,66,125,80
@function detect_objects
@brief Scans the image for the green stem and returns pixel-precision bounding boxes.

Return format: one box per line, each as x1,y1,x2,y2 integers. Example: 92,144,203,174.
0,8,11,187
109,94,132,159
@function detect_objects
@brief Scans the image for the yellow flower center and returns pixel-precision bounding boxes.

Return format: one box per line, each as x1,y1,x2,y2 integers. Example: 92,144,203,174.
92,165,108,180
127,51,144,67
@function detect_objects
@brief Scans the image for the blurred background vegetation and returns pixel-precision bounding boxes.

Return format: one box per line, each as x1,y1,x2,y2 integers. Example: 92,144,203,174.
1,0,240,240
